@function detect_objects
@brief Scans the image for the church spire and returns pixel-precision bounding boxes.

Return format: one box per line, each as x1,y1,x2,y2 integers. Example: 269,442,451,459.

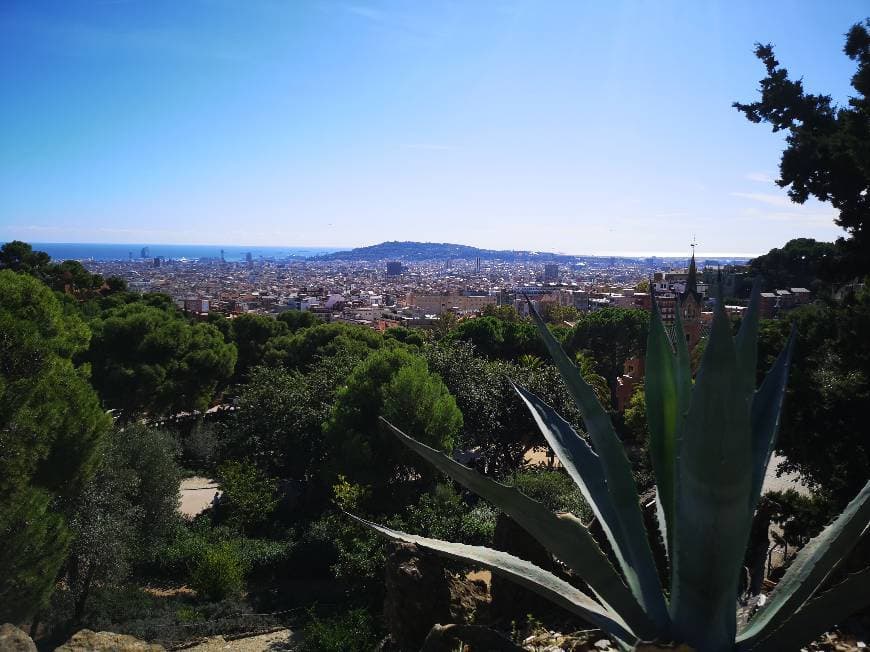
686,250,698,295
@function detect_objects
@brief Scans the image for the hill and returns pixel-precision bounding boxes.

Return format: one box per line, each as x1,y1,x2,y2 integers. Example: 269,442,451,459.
310,240,577,262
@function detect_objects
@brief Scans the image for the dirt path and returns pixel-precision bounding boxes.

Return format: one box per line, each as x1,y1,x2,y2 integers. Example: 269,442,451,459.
179,477,219,519
184,628,299,651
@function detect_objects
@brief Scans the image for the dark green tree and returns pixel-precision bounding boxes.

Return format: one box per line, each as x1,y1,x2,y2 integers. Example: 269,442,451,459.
0,271,110,622
0,240,51,277
84,301,237,416
735,20,870,277
229,313,288,378
567,307,649,407
264,321,383,370
275,309,321,332
324,348,462,488
748,238,840,291
757,287,870,507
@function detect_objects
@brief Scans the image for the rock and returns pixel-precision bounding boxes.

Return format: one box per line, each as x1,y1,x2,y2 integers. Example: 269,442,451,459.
383,542,454,650
0,624,37,652
490,513,558,621
420,624,525,652
54,629,164,651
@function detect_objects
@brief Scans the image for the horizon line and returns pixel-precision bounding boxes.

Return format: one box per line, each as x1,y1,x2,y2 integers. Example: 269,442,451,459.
19,240,759,260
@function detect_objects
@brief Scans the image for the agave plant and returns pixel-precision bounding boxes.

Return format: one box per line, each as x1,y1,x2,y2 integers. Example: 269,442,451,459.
349,287,870,651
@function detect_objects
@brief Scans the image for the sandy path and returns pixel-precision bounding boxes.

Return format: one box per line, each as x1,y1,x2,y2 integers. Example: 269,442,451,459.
184,628,299,651
179,477,219,519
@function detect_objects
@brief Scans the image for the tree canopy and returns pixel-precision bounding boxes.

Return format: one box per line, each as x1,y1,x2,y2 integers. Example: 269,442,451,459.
324,348,462,488
84,300,237,415
735,20,870,276
0,271,110,621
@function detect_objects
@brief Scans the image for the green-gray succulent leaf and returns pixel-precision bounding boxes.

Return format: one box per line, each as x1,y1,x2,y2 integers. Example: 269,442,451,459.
526,300,669,633
750,567,870,652
737,480,870,649
379,417,657,639
748,325,796,510
644,292,679,557
670,297,754,651
348,514,638,646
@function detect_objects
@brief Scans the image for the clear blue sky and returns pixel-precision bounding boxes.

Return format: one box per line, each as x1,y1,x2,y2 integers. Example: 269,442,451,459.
1,1,867,256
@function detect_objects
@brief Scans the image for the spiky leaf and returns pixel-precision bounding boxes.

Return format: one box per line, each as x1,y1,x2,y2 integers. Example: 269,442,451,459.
348,514,637,645
379,417,656,639
526,299,669,632
737,480,870,649
751,567,870,651
670,298,754,651
748,325,796,510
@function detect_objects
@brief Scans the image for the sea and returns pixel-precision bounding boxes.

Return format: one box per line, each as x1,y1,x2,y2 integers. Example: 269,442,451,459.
29,243,339,263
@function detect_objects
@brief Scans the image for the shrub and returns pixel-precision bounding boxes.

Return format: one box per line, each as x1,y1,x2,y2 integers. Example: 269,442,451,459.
216,460,278,534
189,542,247,601
301,608,379,652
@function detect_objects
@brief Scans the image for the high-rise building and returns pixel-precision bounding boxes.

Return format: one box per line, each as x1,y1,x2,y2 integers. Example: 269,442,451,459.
544,263,559,282
386,261,403,276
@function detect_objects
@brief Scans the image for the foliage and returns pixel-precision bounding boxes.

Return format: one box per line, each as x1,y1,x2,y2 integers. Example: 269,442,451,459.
401,483,497,545
300,608,379,652
324,348,461,488
64,424,182,620
748,238,841,291
229,313,288,379
757,285,870,506
566,307,649,407
263,321,383,370
0,270,110,621
508,469,592,523
216,460,278,534
275,308,321,331
189,542,247,601
84,300,237,415
734,20,870,276
448,315,544,360
423,340,584,475
223,349,366,481
356,290,870,651
765,490,833,549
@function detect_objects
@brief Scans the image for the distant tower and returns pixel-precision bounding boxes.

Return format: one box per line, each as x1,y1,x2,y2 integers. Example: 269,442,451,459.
476,257,481,272
544,263,559,282
140,246,150,258
221,249,225,263
246,251,253,269
679,250,702,351
128,251,133,261
386,261,403,277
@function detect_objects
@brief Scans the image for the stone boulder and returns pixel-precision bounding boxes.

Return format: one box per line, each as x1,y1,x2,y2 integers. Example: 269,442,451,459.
0,624,37,652
421,624,524,652
383,542,488,650
54,629,164,651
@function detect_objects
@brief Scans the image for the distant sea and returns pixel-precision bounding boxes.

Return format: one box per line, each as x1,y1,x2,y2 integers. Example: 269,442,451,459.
29,243,339,263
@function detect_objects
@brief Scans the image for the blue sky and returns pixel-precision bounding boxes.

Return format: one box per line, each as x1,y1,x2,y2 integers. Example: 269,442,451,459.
1,1,867,256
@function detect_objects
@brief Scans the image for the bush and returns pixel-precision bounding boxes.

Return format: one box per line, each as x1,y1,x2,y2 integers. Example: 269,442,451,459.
301,608,379,652
508,468,592,522
189,542,247,601
217,460,278,534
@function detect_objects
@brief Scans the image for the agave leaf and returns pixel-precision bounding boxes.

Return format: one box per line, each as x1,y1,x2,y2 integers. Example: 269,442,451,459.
735,280,762,397
510,387,658,638
348,514,638,646
525,300,669,632
644,292,679,556
670,297,754,651
750,567,870,652
379,417,656,639
748,325,796,510
737,480,870,649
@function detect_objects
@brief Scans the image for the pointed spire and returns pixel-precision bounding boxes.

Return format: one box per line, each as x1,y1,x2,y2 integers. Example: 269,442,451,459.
686,251,698,295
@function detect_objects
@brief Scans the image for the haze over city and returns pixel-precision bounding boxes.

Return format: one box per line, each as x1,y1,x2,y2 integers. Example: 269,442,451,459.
2,1,866,256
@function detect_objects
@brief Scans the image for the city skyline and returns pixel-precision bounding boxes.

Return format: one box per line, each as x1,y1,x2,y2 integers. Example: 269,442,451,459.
2,1,866,254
